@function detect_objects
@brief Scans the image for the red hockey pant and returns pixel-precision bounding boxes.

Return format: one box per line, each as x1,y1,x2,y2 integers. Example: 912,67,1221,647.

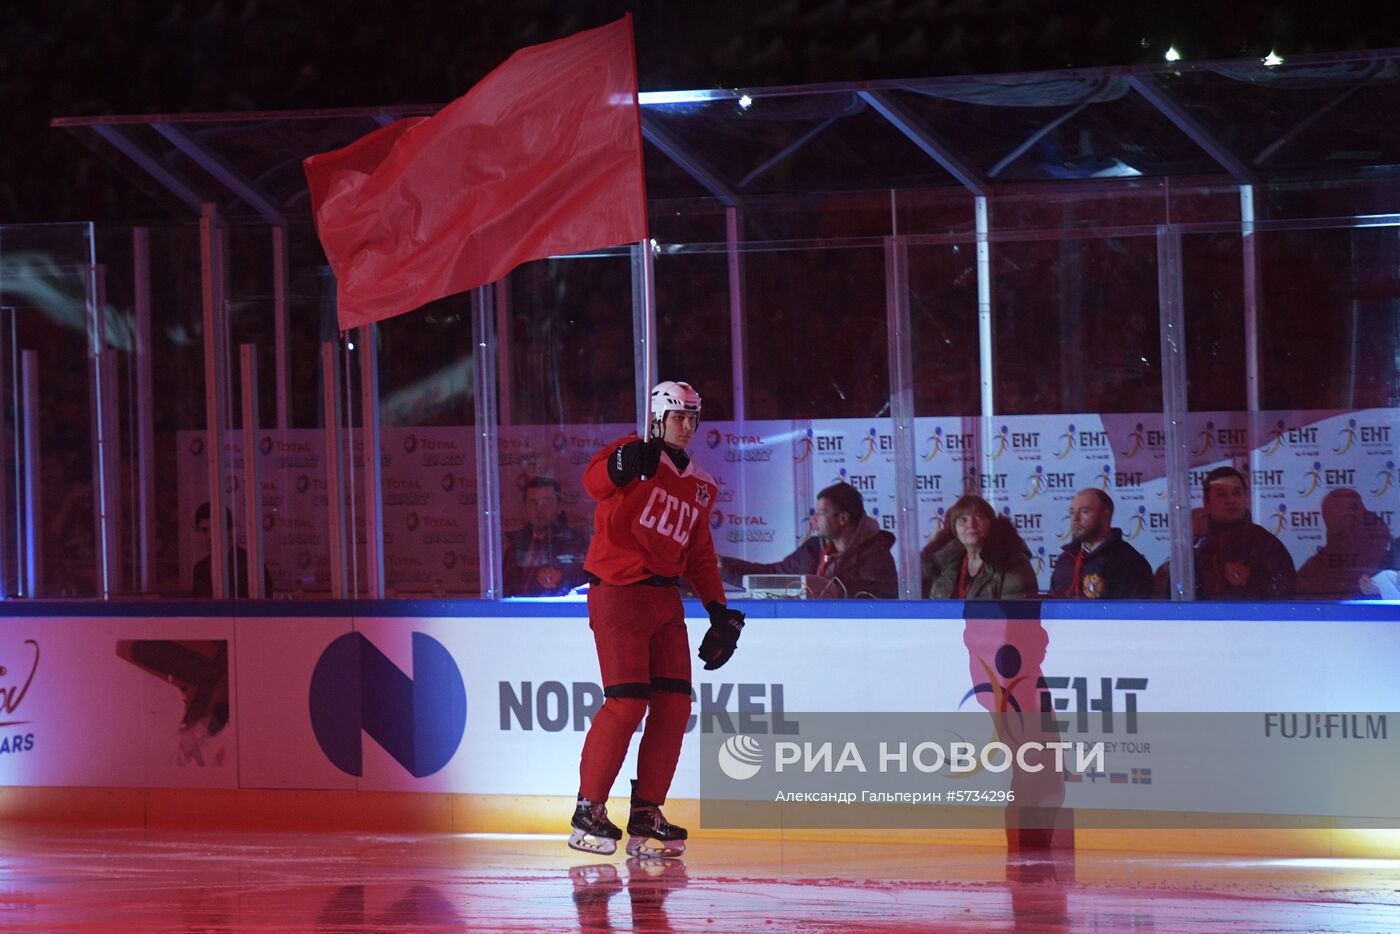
578,581,693,806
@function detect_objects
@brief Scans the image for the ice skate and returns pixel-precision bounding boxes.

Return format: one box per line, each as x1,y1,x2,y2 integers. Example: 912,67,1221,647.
625,785,688,858
568,796,622,855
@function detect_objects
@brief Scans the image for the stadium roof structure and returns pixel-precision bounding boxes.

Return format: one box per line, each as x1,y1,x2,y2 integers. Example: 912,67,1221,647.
53,48,1400,223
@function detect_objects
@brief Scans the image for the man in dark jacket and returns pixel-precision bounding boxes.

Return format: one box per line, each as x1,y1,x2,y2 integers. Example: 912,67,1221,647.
1049,489,1153,599
1193,466,1296,599
191,502,273,598
503,476,588,596
719,482,898,598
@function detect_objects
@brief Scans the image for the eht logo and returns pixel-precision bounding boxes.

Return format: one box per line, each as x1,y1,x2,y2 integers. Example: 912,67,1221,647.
309,632,467,778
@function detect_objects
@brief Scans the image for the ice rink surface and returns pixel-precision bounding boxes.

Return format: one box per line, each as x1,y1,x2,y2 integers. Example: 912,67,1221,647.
2,825,1399,932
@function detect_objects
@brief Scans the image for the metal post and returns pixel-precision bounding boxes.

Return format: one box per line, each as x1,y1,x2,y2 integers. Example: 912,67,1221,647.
239,345,264,598
726,207,747,421
200,203,229,598
20,351,40,597
341,339,359,597
1157,225,1196,600
726,206,751,532
473,287,504,599
0,308,12,596
884,235,920,599
358,323,385,599
1241,185,1265,519
133,227,155,593
631,240,658,433
272,225,291,431
975,195,996,498
321,342,348,598
87,262,120,598
494,278,513,427
99,349,122,595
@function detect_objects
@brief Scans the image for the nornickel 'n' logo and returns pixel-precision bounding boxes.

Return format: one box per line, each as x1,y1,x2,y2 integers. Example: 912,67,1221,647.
309,633,466,778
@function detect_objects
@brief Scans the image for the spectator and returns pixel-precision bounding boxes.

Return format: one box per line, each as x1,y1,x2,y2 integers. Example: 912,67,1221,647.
719,482,898,598
191,502,273,598
1193,466,1296,599
502,476,588,596
1049,489,1153,598
926,495,1038,599
1297,488,1392,598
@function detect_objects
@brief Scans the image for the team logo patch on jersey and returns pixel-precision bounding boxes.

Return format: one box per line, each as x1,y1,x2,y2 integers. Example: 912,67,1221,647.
1224,561,1251,587
1081,573,1104,599
695,484,711,507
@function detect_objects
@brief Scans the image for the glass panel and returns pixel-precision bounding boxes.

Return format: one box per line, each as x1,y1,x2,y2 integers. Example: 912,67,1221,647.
976,231,1166,598
907,239,981,597
993,234,1162,415
0,224,97,597
1245,224,1400,600
495,256,633,598
682,244,902,600
376,294,477,598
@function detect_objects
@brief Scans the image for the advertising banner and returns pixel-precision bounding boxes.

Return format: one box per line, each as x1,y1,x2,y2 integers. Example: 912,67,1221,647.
0,617,237,789
175,407,1399,599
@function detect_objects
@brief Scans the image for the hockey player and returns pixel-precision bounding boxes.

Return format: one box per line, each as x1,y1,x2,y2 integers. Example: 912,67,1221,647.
569,380,746,858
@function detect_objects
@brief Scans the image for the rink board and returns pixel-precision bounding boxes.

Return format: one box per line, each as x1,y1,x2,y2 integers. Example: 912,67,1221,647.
1,600,1398,813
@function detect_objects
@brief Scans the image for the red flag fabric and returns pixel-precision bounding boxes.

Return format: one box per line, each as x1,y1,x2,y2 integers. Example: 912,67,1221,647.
304,16,648,330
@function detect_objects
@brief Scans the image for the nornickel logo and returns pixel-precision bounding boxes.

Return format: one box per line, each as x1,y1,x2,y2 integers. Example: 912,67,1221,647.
309,632,466,778
718,734,764,780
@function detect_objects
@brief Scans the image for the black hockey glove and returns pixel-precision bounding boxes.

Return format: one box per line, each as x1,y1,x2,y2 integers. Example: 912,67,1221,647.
607,439,665,486
699,601,745,670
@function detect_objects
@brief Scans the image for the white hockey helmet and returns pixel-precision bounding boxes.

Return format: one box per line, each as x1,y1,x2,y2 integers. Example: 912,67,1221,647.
649,380,702,438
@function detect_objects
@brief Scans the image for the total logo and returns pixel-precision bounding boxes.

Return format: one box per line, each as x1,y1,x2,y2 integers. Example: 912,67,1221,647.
403,433,418,454
552,433,568,452
260,436,275,456
706,428,722,449
718,734,765,780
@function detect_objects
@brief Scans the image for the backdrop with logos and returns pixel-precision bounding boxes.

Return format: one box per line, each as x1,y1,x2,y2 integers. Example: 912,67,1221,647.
175,408,1398,598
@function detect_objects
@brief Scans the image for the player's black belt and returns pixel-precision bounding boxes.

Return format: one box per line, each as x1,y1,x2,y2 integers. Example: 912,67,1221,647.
584,572,679,588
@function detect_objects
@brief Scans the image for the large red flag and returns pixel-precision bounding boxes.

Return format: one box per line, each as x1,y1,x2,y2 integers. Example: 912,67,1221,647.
304,16,648,330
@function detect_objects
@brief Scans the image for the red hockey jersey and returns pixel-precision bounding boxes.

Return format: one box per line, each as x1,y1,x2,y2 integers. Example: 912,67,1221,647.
582,434,725,606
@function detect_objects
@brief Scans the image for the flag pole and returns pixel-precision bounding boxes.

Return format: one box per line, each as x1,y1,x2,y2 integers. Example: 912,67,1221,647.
632,239,657,435
625,12,655,432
